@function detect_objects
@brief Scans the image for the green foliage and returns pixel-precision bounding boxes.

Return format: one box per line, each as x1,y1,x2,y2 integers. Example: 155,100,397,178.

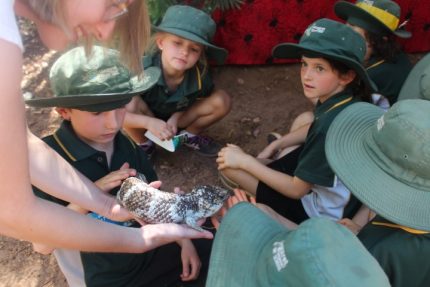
147,0,244,24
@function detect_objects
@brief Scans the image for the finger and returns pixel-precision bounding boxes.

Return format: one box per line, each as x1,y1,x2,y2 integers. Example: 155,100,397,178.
174,187,185,195
211,216,221,230
148,180,162,189
119,162,130,170
181,259,190,280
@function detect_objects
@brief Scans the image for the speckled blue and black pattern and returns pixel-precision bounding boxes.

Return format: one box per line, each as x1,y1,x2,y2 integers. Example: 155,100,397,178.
117,177,232,231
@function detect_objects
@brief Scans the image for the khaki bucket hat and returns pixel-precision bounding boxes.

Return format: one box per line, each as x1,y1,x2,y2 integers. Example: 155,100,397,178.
26,46,160,112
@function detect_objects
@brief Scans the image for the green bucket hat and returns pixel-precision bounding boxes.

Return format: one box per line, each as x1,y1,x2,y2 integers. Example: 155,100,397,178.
272,18,376,92
207,203,390,287
326,99,430,231
153,5,228,64
398,53,430,101
25,46,160,112
334,0,411,38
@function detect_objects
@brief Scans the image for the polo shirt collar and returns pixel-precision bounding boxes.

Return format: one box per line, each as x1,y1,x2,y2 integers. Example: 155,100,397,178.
153,53,202,103
314,89,353,118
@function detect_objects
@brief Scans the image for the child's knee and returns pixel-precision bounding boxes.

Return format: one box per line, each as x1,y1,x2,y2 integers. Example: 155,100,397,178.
211,89,232,112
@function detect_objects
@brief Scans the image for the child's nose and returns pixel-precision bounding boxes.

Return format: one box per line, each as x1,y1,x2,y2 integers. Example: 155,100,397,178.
104,111,120,129
92,21,116,42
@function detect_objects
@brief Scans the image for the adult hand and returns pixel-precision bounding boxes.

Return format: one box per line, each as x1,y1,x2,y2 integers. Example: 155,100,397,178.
338,218,363,235
139,223,213,253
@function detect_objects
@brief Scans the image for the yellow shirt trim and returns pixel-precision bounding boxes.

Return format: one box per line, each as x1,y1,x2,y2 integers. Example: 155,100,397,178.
196,65,202,91
325,96,353,113
356,2,399,31
53,132,77,162
366,59,385,70
372,221,429,235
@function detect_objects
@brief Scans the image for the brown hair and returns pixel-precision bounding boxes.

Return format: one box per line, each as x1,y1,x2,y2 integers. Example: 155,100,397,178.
27,0,150,74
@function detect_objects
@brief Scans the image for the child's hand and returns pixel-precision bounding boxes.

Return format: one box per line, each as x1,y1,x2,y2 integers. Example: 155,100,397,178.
167,112,182,136
148,117,175,140
95,163,136,192
338,218,363,235
211,189,256,229
216,144,250,170
178,239,201,281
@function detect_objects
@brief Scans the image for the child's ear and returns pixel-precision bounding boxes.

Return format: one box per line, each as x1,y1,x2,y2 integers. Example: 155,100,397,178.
156,37,164,51
340,70,357,86
55,107,71,120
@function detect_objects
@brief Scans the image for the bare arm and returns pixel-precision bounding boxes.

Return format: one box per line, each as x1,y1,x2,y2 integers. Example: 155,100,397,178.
1,39,212,252
218,144,312,199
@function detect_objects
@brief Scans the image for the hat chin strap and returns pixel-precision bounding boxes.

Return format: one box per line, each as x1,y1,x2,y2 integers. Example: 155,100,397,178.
356,2,399,31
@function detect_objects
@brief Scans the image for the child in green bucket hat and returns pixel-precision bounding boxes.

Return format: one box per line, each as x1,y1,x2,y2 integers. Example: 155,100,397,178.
334,0,413,107
26,46,213,287
329,55,430,286
124,5,231,158
206,199,390,287
217,19,373,225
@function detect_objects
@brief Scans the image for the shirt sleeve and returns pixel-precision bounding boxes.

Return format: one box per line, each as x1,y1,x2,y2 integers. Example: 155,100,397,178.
294,124,335,187
0,0,24,50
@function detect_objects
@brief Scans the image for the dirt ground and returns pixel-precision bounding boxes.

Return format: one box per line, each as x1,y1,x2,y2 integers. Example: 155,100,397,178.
0,21,313,287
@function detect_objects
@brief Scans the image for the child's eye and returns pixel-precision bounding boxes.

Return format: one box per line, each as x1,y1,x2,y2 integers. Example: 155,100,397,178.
316,66,325,72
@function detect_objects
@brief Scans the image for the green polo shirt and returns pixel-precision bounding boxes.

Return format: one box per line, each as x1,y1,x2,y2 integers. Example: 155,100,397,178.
295,89,358,187
358,216,430,287
367,52,412,105
141,53,214,120
33,121,158,287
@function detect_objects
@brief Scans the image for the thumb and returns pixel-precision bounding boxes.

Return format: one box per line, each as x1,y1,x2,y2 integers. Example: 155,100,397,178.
120,162,130,170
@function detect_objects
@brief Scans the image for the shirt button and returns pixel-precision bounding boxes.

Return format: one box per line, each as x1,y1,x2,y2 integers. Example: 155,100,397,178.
97,157,103,163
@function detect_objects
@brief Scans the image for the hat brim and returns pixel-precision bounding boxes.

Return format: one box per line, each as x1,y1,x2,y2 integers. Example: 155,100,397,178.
153,26,228,64
326,102,430,231
398,53,430,100
206,203,288,287
334,1,411,38
272,43,377,92
26,67,160,111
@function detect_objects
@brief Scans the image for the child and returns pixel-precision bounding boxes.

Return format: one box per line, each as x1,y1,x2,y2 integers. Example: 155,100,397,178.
217,19,374,224
206,201,391,287
334,0,413,108
124,5,231,158
265,0,413,158
26,46,212,287
326,98,430,287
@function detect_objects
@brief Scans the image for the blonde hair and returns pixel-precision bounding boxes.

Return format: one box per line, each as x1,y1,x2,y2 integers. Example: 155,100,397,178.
27,0,150,74
147,32,208,73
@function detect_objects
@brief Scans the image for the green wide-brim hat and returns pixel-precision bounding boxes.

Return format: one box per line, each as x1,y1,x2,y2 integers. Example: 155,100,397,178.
398,53,430,101
26,46,161,112
334,0,411,38
206,203,390,287
153,5,228,64
326,100,430,231
272,18,376,92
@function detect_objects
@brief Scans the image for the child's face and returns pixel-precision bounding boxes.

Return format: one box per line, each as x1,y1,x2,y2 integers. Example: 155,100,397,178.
57,107,126,150
157,34,203,74
346,23,373,61
300,56,355,103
